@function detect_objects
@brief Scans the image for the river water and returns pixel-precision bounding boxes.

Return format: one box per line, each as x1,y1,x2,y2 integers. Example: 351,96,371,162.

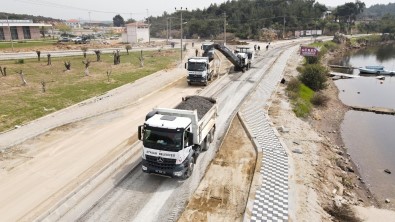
330,44,395,204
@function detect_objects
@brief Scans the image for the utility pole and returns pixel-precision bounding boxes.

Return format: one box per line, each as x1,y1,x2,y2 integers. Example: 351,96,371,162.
6,16,14,52
88,12,91,28
224,12,226,45
175,7,187,63
283,15,286,39
169,17,172,40
166,17,169,43
147,9,150,44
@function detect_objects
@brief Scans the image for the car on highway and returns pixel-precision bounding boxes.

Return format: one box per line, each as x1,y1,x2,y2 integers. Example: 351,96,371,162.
74,36,91,44
58,37,71,42
110,36,119,40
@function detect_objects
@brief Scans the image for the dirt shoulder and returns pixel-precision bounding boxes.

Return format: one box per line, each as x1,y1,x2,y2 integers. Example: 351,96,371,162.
178,116,256,222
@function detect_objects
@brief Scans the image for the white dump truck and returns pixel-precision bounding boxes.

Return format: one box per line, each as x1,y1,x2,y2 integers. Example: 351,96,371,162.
185,57,214,86
201,42,215,61
138,96,217,179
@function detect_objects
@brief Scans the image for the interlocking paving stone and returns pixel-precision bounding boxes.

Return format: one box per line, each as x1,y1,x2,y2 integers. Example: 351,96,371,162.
241,47,297,222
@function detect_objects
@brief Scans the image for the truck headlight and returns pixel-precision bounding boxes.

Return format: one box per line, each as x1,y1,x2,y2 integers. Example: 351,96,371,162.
174,171,183,177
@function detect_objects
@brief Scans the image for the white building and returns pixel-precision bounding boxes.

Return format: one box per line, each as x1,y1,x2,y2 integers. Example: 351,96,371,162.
122,22,150,43
65,19,81,28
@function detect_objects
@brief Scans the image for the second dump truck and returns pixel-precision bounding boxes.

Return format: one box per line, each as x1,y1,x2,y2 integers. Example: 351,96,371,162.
185,57,214,86
138,96,217,179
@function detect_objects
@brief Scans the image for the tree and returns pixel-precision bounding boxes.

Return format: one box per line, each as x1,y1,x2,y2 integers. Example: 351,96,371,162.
55,23,71,34
126,18,136,23
125,45,132,55
113,14,125,27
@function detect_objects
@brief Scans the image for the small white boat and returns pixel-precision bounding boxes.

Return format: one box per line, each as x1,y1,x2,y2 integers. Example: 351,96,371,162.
359,66,395,75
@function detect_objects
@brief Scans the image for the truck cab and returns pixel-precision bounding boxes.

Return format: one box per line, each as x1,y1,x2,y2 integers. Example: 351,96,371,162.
185,57,212,86
201,43,215,61
138,96,217,179
139,114,195,179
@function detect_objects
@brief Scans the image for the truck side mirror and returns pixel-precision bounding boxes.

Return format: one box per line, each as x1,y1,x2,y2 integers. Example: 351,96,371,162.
138,125,143,141
186,131,194,146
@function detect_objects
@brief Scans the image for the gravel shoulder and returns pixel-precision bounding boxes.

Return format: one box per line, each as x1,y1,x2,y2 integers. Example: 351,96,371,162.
178,116,256,222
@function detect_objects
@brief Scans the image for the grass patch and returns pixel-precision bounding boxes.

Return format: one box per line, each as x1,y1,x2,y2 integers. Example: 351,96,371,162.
0,40,58,50
287,80,314,118
0,49,178,132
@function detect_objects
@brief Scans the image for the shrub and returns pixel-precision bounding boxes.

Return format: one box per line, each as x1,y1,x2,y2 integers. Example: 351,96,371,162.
293,98,311,118
298,64,328,91
15,59,25,64
311,92,329,106
324,205,361,222
286,78,301,93
305,56,319,64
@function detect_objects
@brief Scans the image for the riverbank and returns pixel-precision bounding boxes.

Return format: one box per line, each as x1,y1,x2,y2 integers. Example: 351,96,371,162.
268,41,395,221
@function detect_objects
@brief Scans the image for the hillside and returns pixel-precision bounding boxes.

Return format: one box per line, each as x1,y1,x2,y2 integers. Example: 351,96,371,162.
0,12,61,23
362,3,395,18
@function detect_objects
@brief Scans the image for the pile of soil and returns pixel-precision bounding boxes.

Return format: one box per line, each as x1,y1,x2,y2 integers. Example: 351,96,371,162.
175,96,216,120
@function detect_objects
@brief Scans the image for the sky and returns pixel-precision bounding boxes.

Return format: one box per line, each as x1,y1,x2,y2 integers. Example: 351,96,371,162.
1,0,394,22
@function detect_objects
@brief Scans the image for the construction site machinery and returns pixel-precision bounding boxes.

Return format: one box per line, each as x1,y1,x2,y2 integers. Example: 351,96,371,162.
185,57,214,86
235,46,255,61
201,42,215,61
204,43,251,72
138,96,217,179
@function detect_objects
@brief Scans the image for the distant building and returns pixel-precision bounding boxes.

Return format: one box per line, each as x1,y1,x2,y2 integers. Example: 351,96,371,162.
122,22,150,43
65,19,81,28
0,19,52,41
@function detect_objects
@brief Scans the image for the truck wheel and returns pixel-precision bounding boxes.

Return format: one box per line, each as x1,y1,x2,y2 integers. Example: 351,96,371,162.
182,157,195,179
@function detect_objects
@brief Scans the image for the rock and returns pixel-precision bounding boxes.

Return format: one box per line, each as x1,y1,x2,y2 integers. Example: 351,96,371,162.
347,166,355,173
277,126,290,133
358,199,364,202
385,199,391,203
334,195,343,208
337,151,344,156
384,169,391,174
293,141,300,145
15,125,21,129
332,189,337,195
292,149,303,154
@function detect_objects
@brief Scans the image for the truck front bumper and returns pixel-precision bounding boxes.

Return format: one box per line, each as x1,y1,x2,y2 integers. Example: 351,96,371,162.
187,76,207,84
141,159,187,178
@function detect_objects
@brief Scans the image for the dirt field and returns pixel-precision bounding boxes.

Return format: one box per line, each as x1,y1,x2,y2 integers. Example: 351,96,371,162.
178,116,256,222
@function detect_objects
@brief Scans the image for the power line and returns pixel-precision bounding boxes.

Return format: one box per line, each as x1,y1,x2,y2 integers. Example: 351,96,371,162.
15,0,153,15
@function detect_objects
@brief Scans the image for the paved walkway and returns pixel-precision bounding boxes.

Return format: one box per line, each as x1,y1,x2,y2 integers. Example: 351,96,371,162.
240,46,298,221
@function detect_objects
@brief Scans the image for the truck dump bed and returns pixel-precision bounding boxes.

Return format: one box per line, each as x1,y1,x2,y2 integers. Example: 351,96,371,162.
175,96,216,120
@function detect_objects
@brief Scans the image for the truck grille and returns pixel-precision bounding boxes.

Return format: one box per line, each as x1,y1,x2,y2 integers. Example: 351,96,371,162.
146,155,176,170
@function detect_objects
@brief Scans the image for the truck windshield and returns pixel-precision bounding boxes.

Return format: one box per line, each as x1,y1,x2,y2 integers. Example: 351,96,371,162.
143,128,183,151
188,62,206,71
202,45,211,51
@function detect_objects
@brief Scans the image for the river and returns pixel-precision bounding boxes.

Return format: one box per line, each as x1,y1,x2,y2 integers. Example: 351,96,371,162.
330,43,395,206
